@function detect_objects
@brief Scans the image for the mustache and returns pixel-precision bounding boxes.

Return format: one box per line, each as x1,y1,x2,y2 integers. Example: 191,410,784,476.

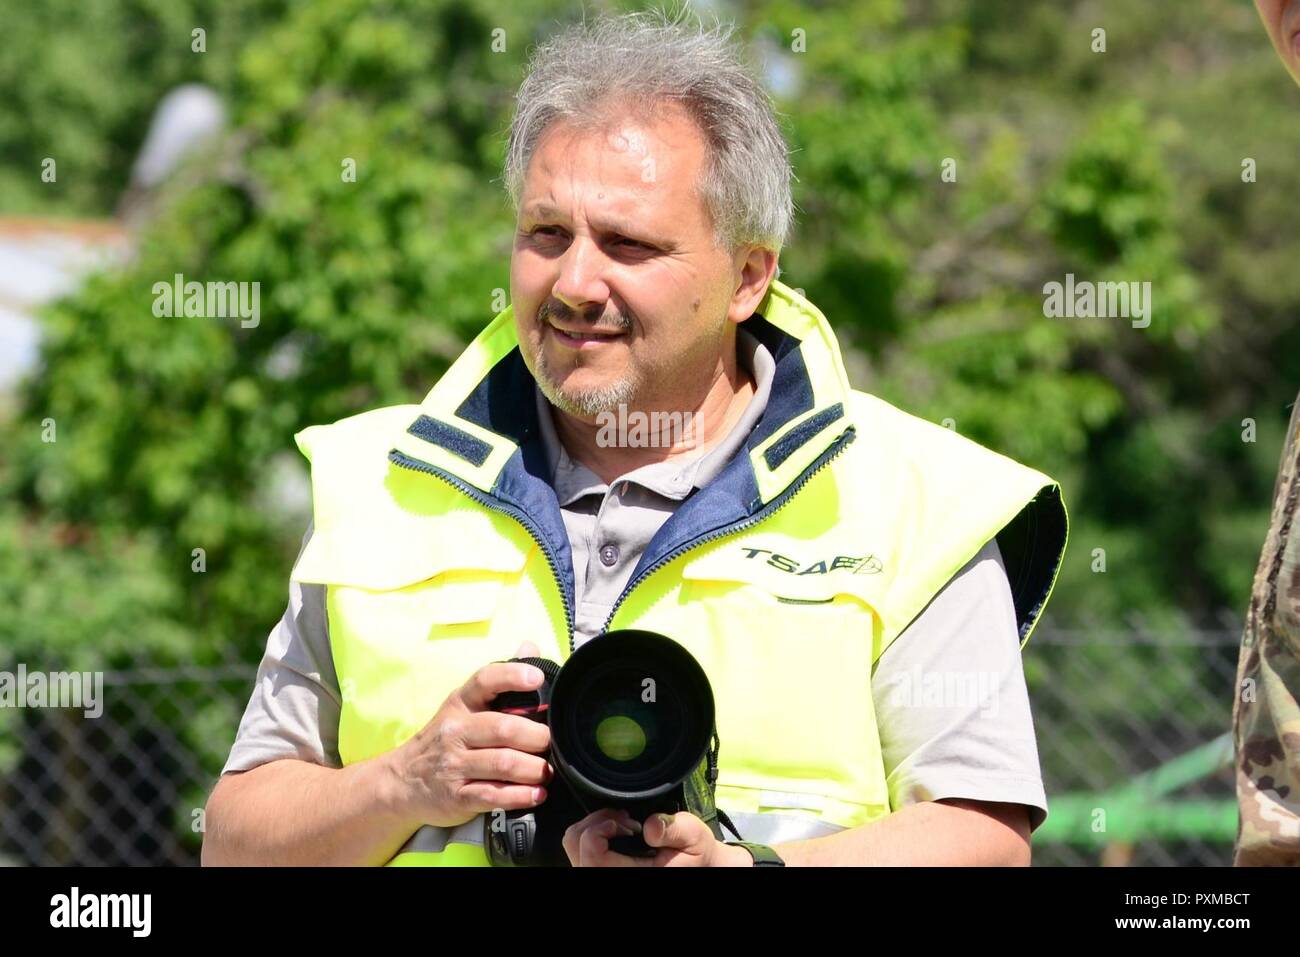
538,300,632,333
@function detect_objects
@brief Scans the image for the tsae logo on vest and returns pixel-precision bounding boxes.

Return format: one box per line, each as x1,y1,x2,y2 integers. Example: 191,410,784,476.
739,547,883,576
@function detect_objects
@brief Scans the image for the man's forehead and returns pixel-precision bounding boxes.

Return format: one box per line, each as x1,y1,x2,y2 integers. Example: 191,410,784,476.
520,113,707,223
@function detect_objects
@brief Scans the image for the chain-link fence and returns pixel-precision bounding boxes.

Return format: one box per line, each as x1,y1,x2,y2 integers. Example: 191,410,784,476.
1029,613,1241,866
0,653,256,867
0,615,1242,866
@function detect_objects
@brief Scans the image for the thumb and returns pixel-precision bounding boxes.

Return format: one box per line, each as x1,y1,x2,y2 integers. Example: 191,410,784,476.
515,640,541,659
645,812,696,850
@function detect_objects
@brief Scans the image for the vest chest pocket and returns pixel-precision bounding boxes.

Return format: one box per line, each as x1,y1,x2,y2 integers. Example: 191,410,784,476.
669,559,891,820
405,572,509,630
343,569,516,665
324,564,525,758
295,516,539,764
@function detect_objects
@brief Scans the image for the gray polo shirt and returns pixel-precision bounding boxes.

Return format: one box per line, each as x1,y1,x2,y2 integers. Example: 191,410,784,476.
223,328,1049,831
547,329,776,646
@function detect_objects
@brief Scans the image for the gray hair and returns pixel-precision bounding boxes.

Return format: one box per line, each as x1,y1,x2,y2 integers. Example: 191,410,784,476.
503,7,794,253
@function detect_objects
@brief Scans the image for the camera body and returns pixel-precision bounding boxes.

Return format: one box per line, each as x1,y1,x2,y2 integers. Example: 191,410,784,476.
484,629,724,866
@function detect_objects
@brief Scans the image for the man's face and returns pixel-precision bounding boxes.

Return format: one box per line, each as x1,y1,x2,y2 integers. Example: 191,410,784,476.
1256,0,1300,84
510,104,749,419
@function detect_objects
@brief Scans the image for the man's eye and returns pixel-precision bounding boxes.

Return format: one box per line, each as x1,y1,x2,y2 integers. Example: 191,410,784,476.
615,237,654,251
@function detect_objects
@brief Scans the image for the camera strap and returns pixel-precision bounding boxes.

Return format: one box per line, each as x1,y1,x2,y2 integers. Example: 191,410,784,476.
707,727,746,843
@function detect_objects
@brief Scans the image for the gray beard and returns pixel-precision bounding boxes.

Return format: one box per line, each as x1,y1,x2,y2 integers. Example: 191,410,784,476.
532,345,640,418
530,299,643,417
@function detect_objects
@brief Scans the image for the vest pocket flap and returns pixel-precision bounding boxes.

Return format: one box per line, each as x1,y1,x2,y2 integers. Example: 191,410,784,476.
291,524,529,592
394,573,508,625
679,545,886,610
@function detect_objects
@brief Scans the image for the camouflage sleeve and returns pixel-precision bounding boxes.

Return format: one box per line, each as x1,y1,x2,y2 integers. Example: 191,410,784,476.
1234,391,1300,865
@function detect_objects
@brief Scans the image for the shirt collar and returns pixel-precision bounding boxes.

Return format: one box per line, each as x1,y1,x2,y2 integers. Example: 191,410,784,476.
536,326,775,504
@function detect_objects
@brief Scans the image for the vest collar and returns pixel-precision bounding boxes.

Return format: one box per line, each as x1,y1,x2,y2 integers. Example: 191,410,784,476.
389,279,856,509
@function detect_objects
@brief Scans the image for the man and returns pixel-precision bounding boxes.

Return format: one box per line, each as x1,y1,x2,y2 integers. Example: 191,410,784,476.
202,10,1067,867
1233,0,1300,868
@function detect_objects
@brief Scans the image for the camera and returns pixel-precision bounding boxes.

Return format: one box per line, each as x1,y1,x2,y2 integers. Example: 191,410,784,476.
484,628,726,866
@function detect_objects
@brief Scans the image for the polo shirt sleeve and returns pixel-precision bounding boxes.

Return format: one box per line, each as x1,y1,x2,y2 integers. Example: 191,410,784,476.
221,521,343,774
870,538,1049,832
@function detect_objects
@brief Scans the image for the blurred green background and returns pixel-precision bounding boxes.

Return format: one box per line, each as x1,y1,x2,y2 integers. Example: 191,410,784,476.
0,0,1295,865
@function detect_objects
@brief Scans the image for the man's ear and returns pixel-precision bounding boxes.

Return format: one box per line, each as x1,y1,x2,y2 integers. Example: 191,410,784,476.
728,246,779,325
1255,0,1300,85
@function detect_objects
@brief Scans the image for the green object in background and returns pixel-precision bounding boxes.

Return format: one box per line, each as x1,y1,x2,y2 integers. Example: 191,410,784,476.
1036,734,1237,844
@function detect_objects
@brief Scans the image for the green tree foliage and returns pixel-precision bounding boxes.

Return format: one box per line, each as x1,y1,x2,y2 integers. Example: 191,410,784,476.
0,0,291,216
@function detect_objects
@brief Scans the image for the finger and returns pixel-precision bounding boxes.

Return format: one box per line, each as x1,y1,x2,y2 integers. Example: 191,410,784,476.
578,818,651,867
643,812,706,852
460,747,552,786
457,660,546,711
563,809,625,864
460,710,551,753
456,782,548,813
562,823,578,864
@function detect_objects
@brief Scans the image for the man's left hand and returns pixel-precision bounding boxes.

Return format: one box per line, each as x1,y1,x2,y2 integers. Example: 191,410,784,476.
562,808,754,867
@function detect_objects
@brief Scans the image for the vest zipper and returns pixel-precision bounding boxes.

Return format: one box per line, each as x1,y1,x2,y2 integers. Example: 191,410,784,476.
388,450,577,651
601,426,857,632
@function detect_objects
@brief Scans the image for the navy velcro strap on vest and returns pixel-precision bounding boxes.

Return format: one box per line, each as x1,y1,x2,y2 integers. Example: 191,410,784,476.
407,414,493,467
763,402,844,471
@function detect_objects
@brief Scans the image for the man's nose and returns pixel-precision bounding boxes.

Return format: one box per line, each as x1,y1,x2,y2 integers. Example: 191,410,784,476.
552,234,609,314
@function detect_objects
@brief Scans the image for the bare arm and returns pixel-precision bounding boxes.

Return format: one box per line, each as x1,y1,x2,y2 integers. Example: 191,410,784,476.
770,799,1032,866
202,754,418,867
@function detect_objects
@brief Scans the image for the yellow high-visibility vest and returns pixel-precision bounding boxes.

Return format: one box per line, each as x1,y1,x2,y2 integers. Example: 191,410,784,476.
290,280,1069,865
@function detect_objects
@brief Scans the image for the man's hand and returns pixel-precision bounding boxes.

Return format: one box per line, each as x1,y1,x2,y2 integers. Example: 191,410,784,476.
562,808,753,867
388,641,554,829
202,641,555,866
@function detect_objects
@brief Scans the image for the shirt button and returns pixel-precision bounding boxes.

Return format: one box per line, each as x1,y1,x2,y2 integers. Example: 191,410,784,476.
598,543,619,567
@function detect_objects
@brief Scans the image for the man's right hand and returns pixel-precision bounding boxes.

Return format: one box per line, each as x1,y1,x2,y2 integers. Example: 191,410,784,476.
389,640,554,829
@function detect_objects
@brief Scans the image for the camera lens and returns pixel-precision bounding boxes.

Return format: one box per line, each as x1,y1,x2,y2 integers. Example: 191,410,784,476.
549,629,713,802
570,660,682,780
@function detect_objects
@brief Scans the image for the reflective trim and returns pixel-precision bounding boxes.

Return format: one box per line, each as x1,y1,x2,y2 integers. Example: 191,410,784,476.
723,810,844,845
396,818,484,856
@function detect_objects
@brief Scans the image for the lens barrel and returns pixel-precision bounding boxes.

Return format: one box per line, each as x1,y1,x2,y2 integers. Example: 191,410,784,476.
549,629,715,804
485,629,719,865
